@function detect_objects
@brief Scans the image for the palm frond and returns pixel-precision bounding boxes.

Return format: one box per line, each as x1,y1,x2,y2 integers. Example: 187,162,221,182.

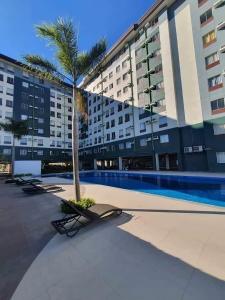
24,54,57,73
0,119,29,139
36,18,78,79
77,38,107,77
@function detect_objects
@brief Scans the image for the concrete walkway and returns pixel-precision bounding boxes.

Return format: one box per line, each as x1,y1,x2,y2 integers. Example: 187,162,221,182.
11,180,225,300
0,179,61,300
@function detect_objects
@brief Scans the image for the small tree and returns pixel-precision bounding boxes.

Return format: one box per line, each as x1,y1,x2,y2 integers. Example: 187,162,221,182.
24,17,106,201
0,119,29,177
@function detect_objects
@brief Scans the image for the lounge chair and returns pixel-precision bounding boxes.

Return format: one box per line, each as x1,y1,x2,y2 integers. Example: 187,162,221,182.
51,199,122,237
22,183,63,195
15,177,42,185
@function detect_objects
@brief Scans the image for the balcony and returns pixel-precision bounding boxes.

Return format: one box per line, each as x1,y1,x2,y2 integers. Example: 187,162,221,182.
217,21,225,31
214,0,225,8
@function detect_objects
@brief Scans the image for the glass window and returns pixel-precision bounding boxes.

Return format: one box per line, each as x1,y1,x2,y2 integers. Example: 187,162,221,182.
20,149,27,156
119,129,123,138
213,123,225,135
22,82,29,88
4,136,11,144
216,152,225,164
140,138,147,147
6,100,13,107
208,75,223,89
7,77,14,85
200,9,213,26
160,134,169,143
140,122,146,132
3,148,11,155
6,88,14,95
119,143,124,150
20,138,27,145
159,116,167,128
5,111,12,119
211,98,225,113
203,30,216,47
205,52,219,68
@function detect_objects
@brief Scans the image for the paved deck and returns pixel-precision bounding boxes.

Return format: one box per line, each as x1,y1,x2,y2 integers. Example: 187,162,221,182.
10,178,225,300
0,179,62,300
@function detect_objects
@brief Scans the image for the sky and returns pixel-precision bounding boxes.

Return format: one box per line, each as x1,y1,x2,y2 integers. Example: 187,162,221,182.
0,0,154,63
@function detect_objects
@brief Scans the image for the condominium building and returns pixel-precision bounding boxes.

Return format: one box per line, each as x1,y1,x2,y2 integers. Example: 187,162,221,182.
0,54,73,163
79,0,225,172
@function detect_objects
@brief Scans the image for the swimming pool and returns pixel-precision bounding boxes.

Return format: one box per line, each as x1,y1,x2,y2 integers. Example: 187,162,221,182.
60,172,225,207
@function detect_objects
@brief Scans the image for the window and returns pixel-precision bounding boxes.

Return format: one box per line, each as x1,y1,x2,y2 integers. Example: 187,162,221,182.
105,110,109,117
0,86,3,93
160,134,169,143
5,111,12,119
0,98,2,105
136,62,142,70
20,149,27,156
216,152,225,164
3,148,11,155
57,103,61,109
6,100,13,107
111,132,116,140
50,130,55,137
200,9,213,26
50,111,55,117
126,127,131,136
38,139,43,146
20,138,27,145
109,72,113,78
22,82,29,88
140,122,146,132
111,119,115,127
68,97,72,103
211,98,225,114
68,115,72,121
68,124,72,130
38,118,44,124
109,83,113,90
203,30,216,48
118,103,123,112
125,114,130,122
140,138,147,147
208,75,223,91
116,65,120,73
0,74,3,81
4,136,11,144
213,123,225,135
68,133,72,139
57,141,62,147
123,73,128,81
37,150,43,156
116,78,121,85
126,142,132,149
7,77,14,85
38,128,44,134
159,116,167,128
123,86,128,94
57,112,61,118
119,129,123,138
50,91,55,98
205,52,219,69
106,121,110,129
122,59,128,69
117,90,121,97
6,88,13,95
118,116,123,124
110,107,114,115
119,143,124,150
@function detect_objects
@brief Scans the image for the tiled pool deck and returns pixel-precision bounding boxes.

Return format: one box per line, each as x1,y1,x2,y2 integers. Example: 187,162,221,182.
2,175,225,300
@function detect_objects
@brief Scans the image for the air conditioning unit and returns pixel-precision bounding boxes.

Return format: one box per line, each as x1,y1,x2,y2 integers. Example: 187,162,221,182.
184,147,193,153
193,145,203,153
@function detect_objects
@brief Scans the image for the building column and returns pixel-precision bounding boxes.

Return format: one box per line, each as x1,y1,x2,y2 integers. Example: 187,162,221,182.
94,159,97,170
118,157,123,171
166,154,170,170
155,153,160,171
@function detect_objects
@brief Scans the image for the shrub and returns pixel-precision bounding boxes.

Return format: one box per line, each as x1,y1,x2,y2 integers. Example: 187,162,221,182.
60,198,95,214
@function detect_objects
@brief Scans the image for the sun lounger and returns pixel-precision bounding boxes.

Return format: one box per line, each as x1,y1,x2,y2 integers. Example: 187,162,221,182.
51,199,122,237
22,184,63,195
15,178,42,185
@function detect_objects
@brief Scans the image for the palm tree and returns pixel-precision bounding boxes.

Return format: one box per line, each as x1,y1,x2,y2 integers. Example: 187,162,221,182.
0,119,29,177
24,18,106,201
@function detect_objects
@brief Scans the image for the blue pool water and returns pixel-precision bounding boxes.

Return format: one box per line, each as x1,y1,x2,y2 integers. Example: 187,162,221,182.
60,172,225,207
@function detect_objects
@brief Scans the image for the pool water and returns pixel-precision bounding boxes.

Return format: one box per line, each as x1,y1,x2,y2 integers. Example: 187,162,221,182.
60,172,225,207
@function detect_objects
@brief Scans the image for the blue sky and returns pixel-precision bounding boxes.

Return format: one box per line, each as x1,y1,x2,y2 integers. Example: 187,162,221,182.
0,0,154,62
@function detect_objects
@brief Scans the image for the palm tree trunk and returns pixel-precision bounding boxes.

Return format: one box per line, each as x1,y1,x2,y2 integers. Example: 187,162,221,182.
72,84,81,201
11,135,15,178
